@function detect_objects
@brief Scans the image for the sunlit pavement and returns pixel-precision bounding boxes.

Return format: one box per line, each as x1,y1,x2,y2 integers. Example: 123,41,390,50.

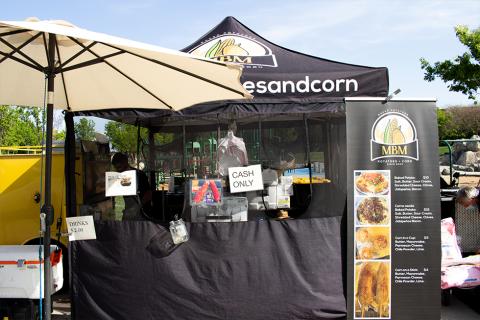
52,293,70,320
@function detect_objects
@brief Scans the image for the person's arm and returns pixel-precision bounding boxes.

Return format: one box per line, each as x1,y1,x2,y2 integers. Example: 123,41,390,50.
137,170,152,206
142,189,152,205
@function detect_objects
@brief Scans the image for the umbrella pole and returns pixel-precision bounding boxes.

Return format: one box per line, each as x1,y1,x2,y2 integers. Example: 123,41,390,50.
43,33,56,320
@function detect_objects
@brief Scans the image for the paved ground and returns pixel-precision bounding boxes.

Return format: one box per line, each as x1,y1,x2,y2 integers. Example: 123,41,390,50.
52,294,70,320
457,175,480,188
441,293,479,320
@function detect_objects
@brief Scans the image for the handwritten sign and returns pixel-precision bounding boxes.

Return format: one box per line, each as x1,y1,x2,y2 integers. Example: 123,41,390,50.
228,164,263,193
66,216,97,241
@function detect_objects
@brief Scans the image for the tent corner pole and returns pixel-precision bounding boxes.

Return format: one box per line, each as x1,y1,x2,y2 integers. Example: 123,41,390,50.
303,114,313,196
182,122,186,174
148,130,156,190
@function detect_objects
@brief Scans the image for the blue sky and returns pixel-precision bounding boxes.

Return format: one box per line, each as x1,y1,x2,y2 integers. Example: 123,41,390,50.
3,0,480,130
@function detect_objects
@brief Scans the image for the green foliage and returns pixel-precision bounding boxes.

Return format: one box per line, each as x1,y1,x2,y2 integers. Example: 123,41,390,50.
437,108,456,140
104,121,175,161
154,132,174,145
437,106,480,140
74,118,96,141
53,130,66,141
421,25,480,102
0,105,44,146
104,121,147,155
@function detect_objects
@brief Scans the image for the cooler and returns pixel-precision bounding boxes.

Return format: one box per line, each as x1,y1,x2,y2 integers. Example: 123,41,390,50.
0,245,63,299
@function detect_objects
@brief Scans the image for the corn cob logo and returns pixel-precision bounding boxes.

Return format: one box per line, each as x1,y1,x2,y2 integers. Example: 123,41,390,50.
189,34,277,67
204,38,249,58
382,118,405,145
371,112,418,161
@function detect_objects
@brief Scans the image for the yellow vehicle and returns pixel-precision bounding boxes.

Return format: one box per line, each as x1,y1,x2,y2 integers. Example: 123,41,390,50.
0,145,83,249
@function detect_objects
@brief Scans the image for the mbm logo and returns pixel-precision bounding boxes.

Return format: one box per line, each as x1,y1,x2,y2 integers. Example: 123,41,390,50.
370,112,419,161
188,33,277,68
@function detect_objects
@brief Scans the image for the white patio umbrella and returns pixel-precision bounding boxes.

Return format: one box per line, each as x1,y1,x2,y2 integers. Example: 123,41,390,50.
0,18,251,319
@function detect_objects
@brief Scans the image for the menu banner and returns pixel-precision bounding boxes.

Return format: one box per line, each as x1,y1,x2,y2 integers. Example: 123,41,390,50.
346,100,440,320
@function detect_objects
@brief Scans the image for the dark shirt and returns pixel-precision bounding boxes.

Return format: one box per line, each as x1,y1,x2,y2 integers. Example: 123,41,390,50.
123,169,150,220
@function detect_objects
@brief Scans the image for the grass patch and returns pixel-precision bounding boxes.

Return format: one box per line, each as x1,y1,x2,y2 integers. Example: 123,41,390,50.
439,146,450,155
113,196,125,220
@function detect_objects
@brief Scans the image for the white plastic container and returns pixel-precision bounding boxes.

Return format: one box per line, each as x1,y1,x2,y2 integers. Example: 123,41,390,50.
267,185,291,210
0,245,63,299
169,219,189,244
191,197,248,222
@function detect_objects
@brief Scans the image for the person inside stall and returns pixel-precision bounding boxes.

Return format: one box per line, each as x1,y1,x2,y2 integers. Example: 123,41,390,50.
456,186,480,209
112,152,152,220
456,186,480,254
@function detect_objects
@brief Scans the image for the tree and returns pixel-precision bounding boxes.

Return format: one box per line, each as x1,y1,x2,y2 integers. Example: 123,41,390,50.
0,105,45,146
53,130,66,141
437,108,458,140
74,118,96,141
104,121,174,161
436,106,480,140
52,111,66,141
420,25,480,103
104,121,146,156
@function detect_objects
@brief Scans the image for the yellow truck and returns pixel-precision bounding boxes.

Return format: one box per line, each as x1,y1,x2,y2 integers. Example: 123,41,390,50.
0,143,111,317
0,146,82,249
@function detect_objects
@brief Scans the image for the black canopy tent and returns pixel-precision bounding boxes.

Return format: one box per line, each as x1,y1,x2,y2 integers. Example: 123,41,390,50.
68,17,389,320
183,16,388,100
75,15,388,126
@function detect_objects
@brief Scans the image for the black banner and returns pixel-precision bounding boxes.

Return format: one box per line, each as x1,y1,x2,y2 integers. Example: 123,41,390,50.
346,100,440,320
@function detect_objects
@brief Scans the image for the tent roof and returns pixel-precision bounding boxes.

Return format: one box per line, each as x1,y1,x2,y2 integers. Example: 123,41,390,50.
75,99,344,129
182,16,389,100
76,16,388,125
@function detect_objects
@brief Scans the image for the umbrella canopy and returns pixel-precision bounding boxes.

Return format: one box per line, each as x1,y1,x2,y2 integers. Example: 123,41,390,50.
0,17,250,320
0,18,251,111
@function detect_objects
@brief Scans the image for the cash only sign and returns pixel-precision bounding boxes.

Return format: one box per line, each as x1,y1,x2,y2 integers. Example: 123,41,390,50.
346,98,440,320
228,164,263,193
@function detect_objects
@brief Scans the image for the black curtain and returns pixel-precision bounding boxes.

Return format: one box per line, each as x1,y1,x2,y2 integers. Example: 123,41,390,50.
64,111,77,218
68,104,348,320
71,219,347,320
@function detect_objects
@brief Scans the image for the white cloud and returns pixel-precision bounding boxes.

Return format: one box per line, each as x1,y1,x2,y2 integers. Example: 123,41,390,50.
245,0,480,46
247,1,368,42
387,1,480,34
107,0,157,15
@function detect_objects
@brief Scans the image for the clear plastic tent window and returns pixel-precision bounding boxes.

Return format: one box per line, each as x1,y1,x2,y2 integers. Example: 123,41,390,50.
74,110,346,223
